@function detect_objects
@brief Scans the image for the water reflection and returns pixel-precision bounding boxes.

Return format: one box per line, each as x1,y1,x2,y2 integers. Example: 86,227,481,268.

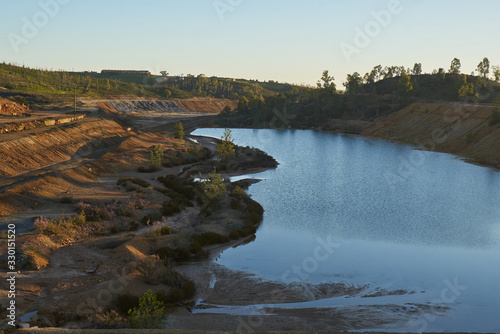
191,128,500,332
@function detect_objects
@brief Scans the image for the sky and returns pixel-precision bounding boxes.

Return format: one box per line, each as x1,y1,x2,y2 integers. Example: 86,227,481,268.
1,0,499,86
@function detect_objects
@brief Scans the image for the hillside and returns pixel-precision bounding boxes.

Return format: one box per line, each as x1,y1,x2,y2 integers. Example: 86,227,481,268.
0,63,294,105
363,102,500,167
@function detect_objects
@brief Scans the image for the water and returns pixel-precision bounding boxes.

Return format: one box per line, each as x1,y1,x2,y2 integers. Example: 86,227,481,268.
191,128,500,332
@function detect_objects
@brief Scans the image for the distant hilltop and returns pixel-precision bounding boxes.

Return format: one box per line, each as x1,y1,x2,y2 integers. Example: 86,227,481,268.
101,70,151,75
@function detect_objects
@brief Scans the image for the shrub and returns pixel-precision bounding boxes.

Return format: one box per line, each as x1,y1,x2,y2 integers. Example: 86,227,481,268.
91,309,127,329
189,241,207,259
76,202,114,222
174,122,185,140
117,177,151,189
157,174,197,199
161,200,183,216
74,212,86,225
155,246,191,262
140,213,162,225
230,185,247,199
127,194,150,210
202,168,226,200
34,216,50,233
128,290,165,329
128,221,139,231
216,128,235,161
158,226,173,235
157,273,196,304
150,145,164,168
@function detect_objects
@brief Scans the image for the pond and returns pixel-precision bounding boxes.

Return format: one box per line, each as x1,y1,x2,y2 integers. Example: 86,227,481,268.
191,128,500,332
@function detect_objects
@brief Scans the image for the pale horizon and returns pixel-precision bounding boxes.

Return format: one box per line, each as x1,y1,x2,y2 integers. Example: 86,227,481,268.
2,0,499,86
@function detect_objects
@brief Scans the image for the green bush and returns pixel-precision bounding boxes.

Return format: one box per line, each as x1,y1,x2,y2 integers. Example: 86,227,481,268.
174,122,185,140
150,145,164,168
128,290,165,329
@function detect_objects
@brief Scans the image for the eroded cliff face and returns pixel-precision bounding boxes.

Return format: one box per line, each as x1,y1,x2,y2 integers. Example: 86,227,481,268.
0,118,127,178
106,97,237,113
363,102,500,167
174,97,237,112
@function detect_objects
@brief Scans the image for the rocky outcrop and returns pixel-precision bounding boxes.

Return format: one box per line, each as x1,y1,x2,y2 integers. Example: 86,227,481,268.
0,97,31,116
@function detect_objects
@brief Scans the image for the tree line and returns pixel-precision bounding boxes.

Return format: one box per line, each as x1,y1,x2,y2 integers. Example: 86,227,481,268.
220,57,500,129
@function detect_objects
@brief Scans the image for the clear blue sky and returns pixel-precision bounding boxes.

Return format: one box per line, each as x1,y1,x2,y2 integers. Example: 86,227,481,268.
1,0,499,86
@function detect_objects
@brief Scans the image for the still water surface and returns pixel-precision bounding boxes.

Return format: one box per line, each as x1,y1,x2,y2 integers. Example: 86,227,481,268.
192,128,500,332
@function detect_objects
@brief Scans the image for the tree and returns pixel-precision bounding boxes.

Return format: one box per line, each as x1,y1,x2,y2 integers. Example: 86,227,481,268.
383,66,397,79
412,63,422,76
477,57,490,78
174,122,185,140
492,65,500,82
458,82,475,100
216,128,235,161
449,58,461,75
128,290,165,329
238,96,249,112
398,71,413,99
150,145,163,167
160,71,168,77
317,70,336,93
343,72,363,93
437,68,446,81
202,167,226,200
372,65,384,81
